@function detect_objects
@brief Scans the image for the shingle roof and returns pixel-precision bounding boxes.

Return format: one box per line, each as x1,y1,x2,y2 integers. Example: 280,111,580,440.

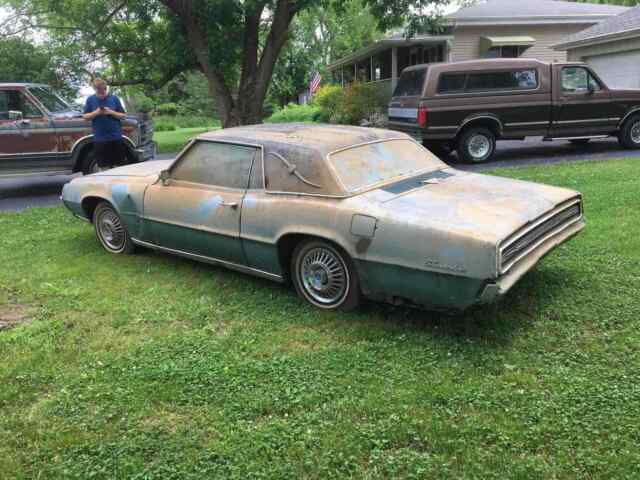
449,0,628,21
555,5,640,48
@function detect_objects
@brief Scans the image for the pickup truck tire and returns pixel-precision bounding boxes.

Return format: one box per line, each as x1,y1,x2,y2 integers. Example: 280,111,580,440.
80,149,99,175
619,116,640,149
569,139,591,146
457,127,496,164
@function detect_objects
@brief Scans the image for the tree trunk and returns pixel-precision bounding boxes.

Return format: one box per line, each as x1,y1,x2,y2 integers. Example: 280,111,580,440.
161,0,296,128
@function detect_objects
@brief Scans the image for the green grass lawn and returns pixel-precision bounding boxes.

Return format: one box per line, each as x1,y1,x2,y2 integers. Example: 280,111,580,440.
1,158,639,479
154,127,217,154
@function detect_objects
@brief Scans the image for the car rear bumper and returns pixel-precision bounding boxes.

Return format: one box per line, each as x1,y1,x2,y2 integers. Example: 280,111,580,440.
478,218,586,303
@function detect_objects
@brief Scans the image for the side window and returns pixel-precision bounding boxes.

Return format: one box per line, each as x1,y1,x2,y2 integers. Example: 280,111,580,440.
466,69,538,92
248,151,264,189
21,94,43,118
562,67,601,93
437,73,467,94
171,141,257,189
0,91,42,119
0,92,8,120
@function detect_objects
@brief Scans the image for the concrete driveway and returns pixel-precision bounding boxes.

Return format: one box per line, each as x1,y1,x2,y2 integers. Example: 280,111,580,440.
1,138,638,212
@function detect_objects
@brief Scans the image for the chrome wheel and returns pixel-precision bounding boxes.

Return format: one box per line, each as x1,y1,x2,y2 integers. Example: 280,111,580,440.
96,207,126,252
631,121,640,144
300,247,349,306
468,134,491,160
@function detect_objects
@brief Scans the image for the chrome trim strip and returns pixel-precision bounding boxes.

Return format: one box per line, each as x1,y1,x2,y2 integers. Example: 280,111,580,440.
499,198,583,275
70,134,93,153
0,151,69,157
428,125,459,130
553,118,616,125
504,121,549,127
130,238,284,282
0,170,73,178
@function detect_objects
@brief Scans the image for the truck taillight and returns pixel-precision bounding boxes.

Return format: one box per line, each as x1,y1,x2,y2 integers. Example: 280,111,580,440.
417,106,428,128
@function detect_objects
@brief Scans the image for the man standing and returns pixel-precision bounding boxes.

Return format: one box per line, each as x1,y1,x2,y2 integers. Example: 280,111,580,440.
83,78,127,171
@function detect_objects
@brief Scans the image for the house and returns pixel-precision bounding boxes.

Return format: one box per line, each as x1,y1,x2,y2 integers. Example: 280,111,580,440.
327,0,629,98
554,6,640,89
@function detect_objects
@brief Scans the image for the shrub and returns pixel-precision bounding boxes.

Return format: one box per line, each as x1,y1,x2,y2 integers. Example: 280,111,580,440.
155,102,181,116
266,103,320,123
153,119,177,132
313,85,344,122
341,82,382,125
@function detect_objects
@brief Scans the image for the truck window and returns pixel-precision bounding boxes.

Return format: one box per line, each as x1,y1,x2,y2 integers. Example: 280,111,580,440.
466,69,538,92
437,73,467,94
393,68,427,97
561,67,601,93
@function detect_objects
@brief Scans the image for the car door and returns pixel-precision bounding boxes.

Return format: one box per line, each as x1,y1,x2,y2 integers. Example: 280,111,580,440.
0,89,60,176
143,140,257,265
552,66,618,137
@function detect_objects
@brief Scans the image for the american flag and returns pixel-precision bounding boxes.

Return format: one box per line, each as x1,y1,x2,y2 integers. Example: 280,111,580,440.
309,71,322,96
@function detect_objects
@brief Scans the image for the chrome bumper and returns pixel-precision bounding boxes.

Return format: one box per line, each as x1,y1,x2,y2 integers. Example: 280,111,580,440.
479,218,586,303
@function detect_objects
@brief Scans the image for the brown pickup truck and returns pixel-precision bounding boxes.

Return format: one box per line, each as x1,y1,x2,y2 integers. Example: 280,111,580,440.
387,59,640,163
0,83,155,178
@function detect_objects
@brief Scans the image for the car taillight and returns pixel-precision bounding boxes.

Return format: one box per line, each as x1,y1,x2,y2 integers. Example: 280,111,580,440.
417,106,428,128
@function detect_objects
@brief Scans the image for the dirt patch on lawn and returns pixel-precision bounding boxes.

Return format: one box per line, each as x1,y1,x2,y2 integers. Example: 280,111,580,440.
0,303,34,331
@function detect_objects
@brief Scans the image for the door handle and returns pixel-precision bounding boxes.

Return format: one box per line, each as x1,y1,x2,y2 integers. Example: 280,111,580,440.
220,201,238,209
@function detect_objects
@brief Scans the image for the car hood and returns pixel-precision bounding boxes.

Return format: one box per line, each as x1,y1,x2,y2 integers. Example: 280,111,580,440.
90,159,172,178
360,169,581,243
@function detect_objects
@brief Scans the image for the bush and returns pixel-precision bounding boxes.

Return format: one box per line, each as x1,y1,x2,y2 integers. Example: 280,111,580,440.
313,85,344,123
152,115,220,130
153,120,177,132
341,82,382,125
266,103,320,123
155,102,181,116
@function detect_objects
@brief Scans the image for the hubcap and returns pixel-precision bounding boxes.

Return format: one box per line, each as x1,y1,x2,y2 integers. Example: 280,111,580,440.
631,121,640,144
468,134,491,160
97,208,125,251
300,247,348,305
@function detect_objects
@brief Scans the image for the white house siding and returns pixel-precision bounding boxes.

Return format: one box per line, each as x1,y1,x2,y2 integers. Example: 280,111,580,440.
451,24,593,63
566,37,640,61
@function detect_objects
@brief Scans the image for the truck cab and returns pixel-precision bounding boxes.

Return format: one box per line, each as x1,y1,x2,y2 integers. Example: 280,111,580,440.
0,83,155,178
387,59,640,163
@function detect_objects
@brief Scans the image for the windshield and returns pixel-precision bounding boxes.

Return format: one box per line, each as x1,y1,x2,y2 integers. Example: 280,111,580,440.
328,139,444,193
392,68,427,97
27,86,70,113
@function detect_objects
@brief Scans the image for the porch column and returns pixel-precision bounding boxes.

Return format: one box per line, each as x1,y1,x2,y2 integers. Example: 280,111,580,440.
391,47,398,90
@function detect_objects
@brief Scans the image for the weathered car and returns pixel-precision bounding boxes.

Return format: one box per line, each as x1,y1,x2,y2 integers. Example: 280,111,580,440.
0,83,155,178
388,59,640,163
61,124,585,312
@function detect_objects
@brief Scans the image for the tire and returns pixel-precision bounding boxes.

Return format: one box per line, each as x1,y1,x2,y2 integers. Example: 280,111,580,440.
569,139,591,146
291,239,360,311
81,148,99,175
457,127,496,164
93,202,136,254
618,115,640,149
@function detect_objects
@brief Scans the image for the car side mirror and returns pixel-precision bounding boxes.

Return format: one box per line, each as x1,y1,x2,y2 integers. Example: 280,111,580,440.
159,170,170,186
587,83,596,95
8,110,23,121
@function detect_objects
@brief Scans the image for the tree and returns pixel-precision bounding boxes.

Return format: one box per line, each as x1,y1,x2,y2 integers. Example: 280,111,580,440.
1,0,449,127
0,37,81,98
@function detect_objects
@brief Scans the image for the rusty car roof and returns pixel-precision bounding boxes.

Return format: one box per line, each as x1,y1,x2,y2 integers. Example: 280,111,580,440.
195,124,414,197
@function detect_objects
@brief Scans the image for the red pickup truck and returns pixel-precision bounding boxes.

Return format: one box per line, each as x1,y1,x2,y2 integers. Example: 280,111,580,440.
0,83,155,178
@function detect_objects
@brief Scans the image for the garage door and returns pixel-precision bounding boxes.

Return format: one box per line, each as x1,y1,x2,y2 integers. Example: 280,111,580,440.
586,51,640,89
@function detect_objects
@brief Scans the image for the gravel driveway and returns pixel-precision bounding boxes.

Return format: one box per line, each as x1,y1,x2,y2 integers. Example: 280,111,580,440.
1,137,638,212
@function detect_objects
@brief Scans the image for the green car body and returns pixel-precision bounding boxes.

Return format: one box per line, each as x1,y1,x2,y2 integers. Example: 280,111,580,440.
62,124,585,311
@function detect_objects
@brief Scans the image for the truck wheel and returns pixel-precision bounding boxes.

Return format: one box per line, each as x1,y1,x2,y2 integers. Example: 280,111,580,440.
619,116,640,149
81,149,99,175
458,127,496,163
291,239,360,311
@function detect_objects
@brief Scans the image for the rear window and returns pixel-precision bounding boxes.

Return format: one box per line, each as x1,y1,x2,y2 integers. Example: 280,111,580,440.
437,69,538,94
393,68,427,97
